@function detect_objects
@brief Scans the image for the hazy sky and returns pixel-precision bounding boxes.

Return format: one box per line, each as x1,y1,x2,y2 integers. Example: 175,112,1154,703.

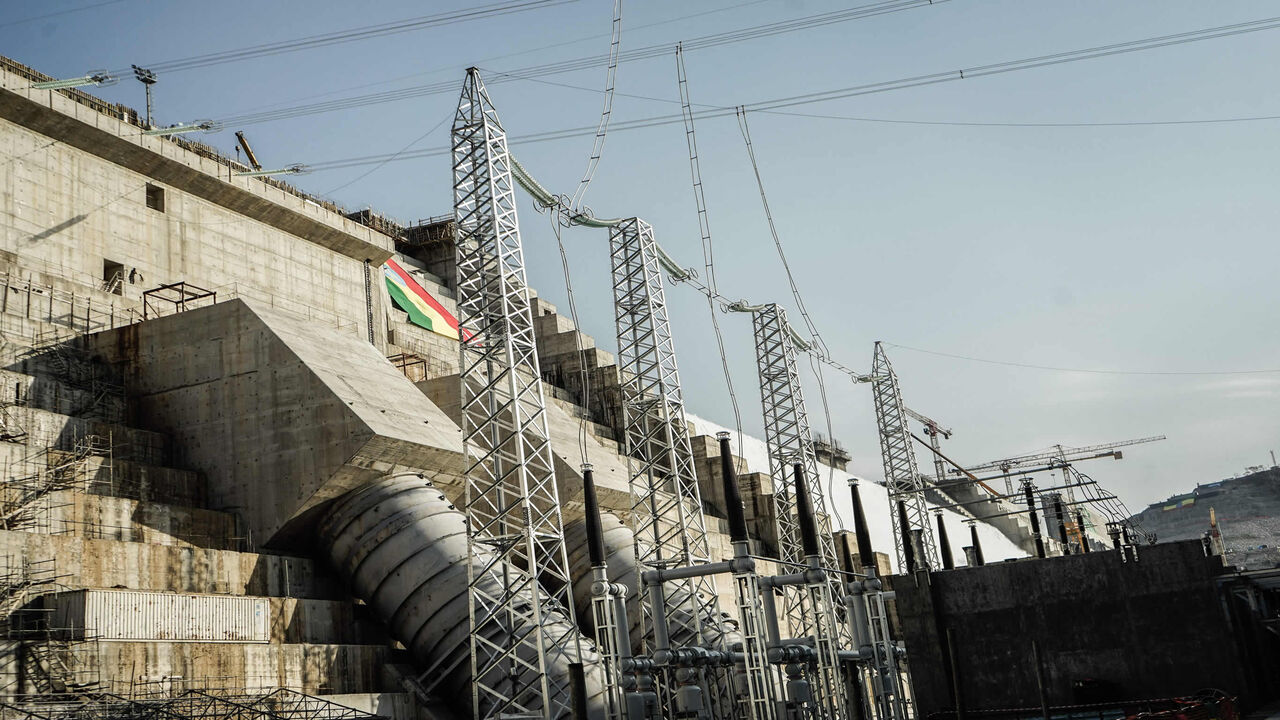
5,0,1278,511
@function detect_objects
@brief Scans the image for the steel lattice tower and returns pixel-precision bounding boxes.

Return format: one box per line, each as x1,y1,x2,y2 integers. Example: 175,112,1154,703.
607,218,724,648
749,304,843,633
872,341,938,571
453,68,582,720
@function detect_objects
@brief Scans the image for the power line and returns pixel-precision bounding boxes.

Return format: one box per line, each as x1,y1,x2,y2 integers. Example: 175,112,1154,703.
207,0,772,124
212,0,942,127
0,0,128,29
107,0,574,75
299,13,1280,171
884,342,1280,376
320,111,453,195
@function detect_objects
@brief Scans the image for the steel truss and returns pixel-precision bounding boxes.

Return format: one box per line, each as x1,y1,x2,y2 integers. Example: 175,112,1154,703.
607,218,726,662
872,342,939,571
453,68,581,720
750,305,842,630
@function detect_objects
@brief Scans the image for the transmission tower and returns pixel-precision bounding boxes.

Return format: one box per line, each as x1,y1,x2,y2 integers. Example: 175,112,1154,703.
748,304,841,633
607,218,726,679
453,67,582,720
872,341,939,571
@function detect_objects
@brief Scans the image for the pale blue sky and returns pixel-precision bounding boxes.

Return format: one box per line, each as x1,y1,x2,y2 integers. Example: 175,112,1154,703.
5,0,1278,511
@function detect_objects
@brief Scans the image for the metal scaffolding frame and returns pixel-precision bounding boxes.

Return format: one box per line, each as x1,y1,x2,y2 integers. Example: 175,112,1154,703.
0,689,381,720
452,68,580,720
748,304,842,634
872,342,939,571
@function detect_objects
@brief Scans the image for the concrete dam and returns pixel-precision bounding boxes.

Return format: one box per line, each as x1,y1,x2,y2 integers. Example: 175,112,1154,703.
0,52,1275,720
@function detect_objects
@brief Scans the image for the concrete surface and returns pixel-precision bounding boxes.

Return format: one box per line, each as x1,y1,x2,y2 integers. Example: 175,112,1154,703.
87,298,466,547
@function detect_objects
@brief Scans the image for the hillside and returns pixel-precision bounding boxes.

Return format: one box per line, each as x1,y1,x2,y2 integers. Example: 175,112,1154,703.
1130,467,1280,569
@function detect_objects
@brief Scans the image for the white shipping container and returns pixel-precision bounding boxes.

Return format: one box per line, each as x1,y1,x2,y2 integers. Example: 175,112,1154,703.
50,590,269,643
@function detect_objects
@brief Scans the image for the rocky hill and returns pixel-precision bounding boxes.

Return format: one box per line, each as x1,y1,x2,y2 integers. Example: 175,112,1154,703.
1130,467,1280,569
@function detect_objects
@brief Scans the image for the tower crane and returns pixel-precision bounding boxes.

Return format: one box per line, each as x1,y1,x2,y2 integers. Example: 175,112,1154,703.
961,436,1167,477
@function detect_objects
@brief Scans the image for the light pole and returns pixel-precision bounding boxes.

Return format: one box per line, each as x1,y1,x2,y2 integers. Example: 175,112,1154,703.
131,65,156,128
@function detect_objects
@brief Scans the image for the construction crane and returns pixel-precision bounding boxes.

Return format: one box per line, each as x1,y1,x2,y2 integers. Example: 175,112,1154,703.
961,436,1167,476
904,406,952,491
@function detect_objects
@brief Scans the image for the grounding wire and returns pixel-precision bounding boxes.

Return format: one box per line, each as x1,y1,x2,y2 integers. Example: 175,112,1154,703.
569,0,622,213
676,44,745,458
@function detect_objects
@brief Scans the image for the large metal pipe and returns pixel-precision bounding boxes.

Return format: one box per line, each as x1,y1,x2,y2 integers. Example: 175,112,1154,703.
719,433,750,545
318,472,607,720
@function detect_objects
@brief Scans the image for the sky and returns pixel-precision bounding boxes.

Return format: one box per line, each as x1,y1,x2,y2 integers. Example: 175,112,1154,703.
4,0,1278,512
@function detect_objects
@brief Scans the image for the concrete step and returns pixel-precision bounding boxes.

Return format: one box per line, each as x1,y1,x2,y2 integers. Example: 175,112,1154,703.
0,405,169,467
80,641,396,697
0,529,344,600
0,368,125,424
33,491,238,551
0,445,206,506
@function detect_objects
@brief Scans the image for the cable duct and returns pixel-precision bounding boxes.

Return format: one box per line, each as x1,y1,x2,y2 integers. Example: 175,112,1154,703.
319,473,608,719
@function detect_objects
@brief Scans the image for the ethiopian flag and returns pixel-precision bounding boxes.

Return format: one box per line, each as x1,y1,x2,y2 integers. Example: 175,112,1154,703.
383,258,463,340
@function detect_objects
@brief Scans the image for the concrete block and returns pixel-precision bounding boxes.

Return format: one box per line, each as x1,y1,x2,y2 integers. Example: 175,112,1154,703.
415,375,632,521
87,299,466,548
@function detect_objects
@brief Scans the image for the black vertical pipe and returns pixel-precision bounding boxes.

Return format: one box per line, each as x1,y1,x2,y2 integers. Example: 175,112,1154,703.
1054,497,1070,555
793,463,820,559
840,533,856,575
1076,512,1090,553
1024,484,1045,559
850,480,875,570
1031,640,1051,720
946,627,965,720
935,513,954,570
582,465,607,567
717,433,750,544
897,501,916,573
968,523,985,566
569,662,588,720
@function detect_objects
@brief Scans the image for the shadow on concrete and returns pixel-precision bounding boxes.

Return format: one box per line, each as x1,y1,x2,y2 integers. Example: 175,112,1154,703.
23,215,86,245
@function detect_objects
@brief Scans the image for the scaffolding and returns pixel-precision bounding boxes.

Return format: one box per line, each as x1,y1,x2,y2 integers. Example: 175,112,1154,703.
0,688,384,720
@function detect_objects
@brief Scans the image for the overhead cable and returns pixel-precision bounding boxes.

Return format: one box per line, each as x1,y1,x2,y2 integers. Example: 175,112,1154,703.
212,0,942,127
108,0,573,75
302,13,1280,172
569,0,622,212
885,343,1280,376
